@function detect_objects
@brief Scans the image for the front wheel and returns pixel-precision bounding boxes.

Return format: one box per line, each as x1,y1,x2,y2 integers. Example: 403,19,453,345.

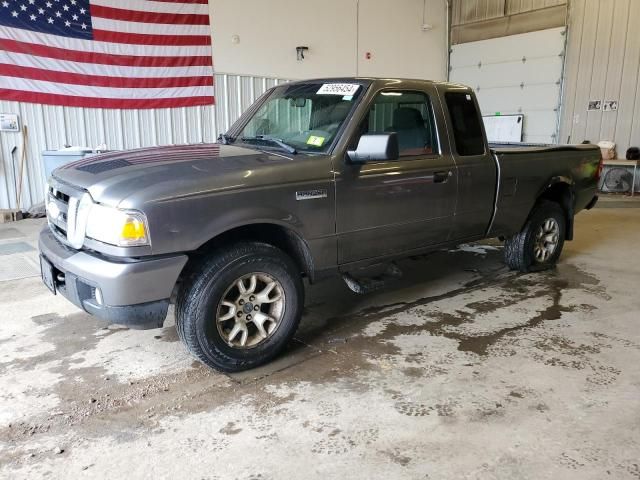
176,242,304,372
504,200,566,273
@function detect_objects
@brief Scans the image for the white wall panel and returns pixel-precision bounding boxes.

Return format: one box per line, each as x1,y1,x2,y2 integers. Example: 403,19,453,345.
451,57,564,89
0,73,286,210
209,0,358,79
357,0,448,80
210,0,447,81
450,27,566,144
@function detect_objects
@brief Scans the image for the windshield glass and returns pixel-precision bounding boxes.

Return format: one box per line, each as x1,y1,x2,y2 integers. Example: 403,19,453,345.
234,82,365,153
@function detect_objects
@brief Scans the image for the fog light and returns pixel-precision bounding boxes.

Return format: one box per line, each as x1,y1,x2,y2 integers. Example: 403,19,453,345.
95,287,103,306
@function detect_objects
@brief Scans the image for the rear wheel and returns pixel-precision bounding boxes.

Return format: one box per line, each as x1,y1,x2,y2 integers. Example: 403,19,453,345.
176,242,304,372
504,200,566,273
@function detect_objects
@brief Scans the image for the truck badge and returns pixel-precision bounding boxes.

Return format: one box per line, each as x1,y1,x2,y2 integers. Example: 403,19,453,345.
295,189,327,201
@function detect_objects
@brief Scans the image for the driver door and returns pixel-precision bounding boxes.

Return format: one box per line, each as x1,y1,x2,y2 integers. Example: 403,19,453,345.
336,88,458,264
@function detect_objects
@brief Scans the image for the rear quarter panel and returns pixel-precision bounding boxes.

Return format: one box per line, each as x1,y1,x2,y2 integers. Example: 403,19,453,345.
489,144,600,237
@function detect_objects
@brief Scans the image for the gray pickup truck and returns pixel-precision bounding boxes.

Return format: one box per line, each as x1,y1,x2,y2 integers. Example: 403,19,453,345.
39,78,601,372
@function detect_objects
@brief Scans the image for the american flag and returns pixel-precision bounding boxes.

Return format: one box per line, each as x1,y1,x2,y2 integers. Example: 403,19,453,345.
0,0,214,109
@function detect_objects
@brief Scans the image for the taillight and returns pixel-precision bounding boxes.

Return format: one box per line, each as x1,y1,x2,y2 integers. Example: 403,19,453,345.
596,157,604,181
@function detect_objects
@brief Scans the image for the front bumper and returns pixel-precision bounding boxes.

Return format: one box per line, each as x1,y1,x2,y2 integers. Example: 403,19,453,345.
38,227,188,329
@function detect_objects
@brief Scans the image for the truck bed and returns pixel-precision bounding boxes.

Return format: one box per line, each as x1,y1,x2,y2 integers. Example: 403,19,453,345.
488,143,601,237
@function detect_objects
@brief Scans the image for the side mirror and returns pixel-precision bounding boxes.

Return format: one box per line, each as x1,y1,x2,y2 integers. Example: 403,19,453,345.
347,133,399,164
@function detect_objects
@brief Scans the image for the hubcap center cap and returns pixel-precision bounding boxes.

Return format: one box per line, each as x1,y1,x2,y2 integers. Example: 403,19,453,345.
243,302,254,314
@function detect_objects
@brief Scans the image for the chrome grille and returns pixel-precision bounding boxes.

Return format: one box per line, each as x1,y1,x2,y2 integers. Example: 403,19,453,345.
47,187,69,234
46,182,80,247
50,188,70,204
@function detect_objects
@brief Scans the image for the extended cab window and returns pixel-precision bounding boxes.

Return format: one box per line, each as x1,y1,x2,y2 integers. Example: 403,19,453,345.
356,91,438,157
445,92,485,156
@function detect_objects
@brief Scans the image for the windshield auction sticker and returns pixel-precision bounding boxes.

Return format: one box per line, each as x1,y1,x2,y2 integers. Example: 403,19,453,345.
307,135,325,146
317,83,360,96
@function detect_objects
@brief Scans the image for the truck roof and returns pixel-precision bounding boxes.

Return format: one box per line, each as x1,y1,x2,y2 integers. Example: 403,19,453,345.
285,77,471,90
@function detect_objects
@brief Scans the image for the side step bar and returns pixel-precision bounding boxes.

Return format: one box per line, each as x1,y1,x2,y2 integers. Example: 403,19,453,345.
342,263,403,294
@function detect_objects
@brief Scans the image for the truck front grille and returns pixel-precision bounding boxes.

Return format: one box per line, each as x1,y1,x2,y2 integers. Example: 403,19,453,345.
50,188,70,204
47,183,78,247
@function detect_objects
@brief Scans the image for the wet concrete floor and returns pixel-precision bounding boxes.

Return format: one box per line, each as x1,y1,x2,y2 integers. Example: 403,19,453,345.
1,199,639,479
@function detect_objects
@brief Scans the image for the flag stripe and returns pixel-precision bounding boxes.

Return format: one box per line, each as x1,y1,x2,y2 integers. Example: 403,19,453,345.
0,88,215,109
0,64,214,88
1,50,213,77
0,1,214,110
0,76,214,99
91,16,211,36
91,0,209,14
90,5,210,25
0,26,212,56
92,29,211,46
0,39,213,68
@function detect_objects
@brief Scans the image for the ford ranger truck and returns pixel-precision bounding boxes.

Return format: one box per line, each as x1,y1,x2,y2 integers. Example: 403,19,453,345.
39,78,601,372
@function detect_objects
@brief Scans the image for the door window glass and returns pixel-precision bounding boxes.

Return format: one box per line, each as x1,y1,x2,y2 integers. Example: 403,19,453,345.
356,91,438,157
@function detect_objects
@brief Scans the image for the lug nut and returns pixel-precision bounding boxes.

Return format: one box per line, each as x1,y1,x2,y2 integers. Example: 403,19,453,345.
246,315,252,321
239,299,244,305
249,295,255,301
237,312,242,317
254,305,259,311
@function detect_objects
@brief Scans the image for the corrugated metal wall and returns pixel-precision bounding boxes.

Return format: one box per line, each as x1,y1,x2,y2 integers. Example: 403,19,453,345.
452,0,566,25
452,0,506,26
506,0,566,15
0,73,287,210
559,0,640,155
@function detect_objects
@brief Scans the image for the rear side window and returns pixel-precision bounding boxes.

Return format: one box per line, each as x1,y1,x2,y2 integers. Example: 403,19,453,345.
445,92,485,156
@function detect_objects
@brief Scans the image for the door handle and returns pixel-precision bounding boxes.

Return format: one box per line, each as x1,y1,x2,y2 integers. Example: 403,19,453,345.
434,171,452,183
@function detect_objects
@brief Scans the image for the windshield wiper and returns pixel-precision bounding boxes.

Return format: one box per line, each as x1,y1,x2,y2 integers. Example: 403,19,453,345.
240,135,297,154
217,133,235,145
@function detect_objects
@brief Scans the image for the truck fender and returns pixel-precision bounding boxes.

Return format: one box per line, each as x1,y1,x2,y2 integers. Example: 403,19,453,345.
194,213,316,281
536,176,575,241
538,175,574,195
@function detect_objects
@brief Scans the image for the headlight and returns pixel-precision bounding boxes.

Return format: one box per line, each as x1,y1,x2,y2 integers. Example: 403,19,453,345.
85,203,150,247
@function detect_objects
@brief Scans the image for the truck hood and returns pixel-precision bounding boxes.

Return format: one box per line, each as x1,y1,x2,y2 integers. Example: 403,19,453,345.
52,143,296,207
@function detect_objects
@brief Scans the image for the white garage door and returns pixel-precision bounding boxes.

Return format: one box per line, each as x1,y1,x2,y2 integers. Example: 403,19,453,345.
450,27,566,145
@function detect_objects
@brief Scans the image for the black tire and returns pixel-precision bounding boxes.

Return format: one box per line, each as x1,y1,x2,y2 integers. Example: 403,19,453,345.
176,242,304,372
504,200,566,273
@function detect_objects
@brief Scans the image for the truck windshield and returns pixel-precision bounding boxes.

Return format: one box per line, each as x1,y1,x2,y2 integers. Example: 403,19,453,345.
234,82,364,154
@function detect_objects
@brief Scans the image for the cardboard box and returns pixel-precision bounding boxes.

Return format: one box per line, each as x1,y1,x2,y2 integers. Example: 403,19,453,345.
0,210,23,223
598,140,616,160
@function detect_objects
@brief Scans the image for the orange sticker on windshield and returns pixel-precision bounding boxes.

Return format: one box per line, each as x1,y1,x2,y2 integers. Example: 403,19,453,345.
307,136,325,147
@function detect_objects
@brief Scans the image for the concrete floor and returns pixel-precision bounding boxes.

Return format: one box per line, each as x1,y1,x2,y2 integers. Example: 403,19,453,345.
1,197,639,479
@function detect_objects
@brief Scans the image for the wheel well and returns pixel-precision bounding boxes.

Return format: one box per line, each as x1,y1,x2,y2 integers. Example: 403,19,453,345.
538,182,575,240
187,224,314,281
